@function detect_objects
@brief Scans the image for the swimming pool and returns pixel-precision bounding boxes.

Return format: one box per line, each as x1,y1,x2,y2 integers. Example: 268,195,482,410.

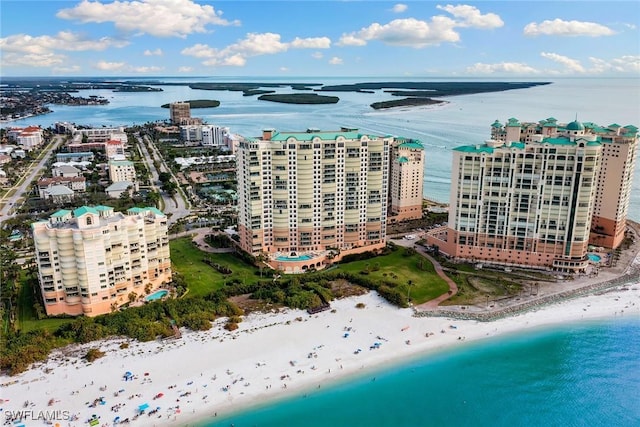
587,254,602,263
275,254,313,261
145,289,168,301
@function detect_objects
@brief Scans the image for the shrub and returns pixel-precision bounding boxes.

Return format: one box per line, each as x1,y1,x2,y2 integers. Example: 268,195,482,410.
119,342,129,349
224,322,238,331
84,348,105,362
355,302,366,309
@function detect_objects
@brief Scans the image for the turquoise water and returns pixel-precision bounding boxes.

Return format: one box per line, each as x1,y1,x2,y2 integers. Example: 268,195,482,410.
276,254,313,261
145,289,168,301
203,318,640,427
588,254,602,262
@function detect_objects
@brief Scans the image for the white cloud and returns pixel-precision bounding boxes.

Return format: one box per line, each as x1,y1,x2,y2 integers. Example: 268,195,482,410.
143,48,163,56
337,34,368,47
610,55,640,72
338,17,460,48
290,37,331,49
183,32,331,67
392,4,408,13
57,0,240,38
1,52,66,68
524,19,615,37
540,52,585,73
329,56,343,65
311,52,324,59
436,4,503,29
130,65,164,73
181,43,218,58
589,55,640,73
53,65,81,74
219,54,246,67
0,31,128,54
93,60,166,73
280,67,289,72
466,62,540,74
178,66,193,73
94,60,127,71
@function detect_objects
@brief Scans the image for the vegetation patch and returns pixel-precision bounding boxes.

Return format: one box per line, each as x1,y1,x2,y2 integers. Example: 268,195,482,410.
84,348,105,362
161,99,220,109
257,93,339,104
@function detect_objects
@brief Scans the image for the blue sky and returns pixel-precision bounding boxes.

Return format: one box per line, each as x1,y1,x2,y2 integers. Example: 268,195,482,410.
1,0,638,77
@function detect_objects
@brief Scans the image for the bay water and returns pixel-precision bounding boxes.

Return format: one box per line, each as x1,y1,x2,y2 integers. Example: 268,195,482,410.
5,77,640,425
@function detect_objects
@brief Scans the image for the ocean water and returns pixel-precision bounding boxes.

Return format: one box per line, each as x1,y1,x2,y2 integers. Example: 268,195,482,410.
203,318,640,427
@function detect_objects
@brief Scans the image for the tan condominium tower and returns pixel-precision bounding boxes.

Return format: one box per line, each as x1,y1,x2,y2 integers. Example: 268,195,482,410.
169,101,191,125
237,128,401,273
427,119,606,273
32,206,171,316
389,138,425,222
491,118,638,249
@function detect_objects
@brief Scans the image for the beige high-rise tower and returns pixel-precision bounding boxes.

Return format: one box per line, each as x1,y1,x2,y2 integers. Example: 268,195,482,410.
236,128,394,273
32,206,171,316
389,139,425,222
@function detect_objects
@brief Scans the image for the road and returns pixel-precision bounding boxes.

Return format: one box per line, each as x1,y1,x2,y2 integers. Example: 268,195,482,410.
0,135,66,224
137,134,191,224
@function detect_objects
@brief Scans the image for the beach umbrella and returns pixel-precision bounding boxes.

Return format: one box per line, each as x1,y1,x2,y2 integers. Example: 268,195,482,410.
138,403,149,413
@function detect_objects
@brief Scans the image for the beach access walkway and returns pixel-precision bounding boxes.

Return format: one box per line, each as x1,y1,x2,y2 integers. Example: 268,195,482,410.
413,250,458,310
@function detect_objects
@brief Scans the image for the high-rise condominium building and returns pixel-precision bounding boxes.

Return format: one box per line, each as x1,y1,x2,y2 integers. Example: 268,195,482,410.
32,206,171,316
427,119,606,273
491,118,638,249
169,101,191,125
237,128,398,273
389,139,425,221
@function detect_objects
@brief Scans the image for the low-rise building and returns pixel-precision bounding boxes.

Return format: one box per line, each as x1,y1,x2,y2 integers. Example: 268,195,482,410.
38,176,86,198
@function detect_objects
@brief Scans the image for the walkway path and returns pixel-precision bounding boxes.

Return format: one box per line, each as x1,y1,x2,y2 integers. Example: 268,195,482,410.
414,249,458,310
169,227,234,254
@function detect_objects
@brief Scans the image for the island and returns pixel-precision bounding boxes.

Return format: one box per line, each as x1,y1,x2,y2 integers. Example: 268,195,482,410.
257,93,339,105
160,99,220,109
317,81,552,110
242,89,277,97
370,98,448,110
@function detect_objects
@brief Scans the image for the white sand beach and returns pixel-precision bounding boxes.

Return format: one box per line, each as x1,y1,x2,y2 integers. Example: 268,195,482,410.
1,286,639,427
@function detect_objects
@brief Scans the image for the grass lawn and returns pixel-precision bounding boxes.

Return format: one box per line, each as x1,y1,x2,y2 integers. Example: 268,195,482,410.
335,247,449,304
17,272,74,333
170,237,261,297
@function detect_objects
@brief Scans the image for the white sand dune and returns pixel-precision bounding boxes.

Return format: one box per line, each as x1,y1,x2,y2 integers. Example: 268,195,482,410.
1,287,639,427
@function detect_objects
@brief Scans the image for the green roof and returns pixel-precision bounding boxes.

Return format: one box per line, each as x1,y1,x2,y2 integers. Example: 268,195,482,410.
453,141,525,154
109,160,134,166
147,207,165,216
586,141,601,146
397,156,409,163
491,120,502,128
269,131,371,142
608,123,621,128
624,125,638,131
566,120,585,131
73,206,99,217
51,209,71,218
506,117,520,126
95,205,113,211
397,141,424,150
127,206,165,216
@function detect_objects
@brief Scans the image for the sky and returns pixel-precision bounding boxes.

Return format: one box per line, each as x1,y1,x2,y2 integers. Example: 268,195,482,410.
0,0,639,78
